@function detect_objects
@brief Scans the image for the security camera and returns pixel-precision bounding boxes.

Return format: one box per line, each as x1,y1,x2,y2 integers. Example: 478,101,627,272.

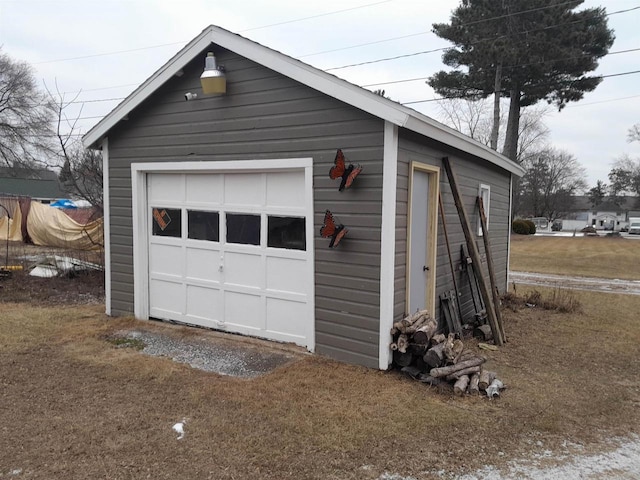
184,92,198,101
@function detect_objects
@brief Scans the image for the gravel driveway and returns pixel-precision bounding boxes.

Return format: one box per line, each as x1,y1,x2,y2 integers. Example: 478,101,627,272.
509,271,640,296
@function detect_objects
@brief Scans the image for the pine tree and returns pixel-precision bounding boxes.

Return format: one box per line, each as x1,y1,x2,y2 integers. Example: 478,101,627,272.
428,0,614,161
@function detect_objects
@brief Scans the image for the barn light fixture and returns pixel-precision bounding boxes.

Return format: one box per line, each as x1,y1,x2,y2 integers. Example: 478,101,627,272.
200,52,226,95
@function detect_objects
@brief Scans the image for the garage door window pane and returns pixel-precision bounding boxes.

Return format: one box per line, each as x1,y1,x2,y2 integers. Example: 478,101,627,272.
152,208,181,237
188,210,219,241
268,216,306,250
226,214,260,245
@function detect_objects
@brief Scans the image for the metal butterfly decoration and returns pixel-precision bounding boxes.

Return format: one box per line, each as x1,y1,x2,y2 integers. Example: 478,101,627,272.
320,210,348,248
330,149,362,191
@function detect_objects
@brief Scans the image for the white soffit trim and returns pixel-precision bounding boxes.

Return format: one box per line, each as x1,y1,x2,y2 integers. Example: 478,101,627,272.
379,121,398,370
101,138,111,316
83,24,525,179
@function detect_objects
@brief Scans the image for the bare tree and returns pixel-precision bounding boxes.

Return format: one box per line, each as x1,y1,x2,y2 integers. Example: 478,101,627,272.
0,48,56,169
46,82,103,212
518,148,587,222
436,97,550,163
628,124,640,143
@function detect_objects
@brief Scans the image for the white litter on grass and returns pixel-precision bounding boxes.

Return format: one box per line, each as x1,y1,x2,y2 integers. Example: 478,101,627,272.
172,419,186,440
27,255,103,278
485,379,504,398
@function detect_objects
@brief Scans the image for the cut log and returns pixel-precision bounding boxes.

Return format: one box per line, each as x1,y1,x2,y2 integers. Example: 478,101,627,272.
454,375,470,396
405,311,431,334
429,357,485,378
469,373,480,395
391,310,430,335
400,365,422,380
444,334,464,362
393,350,414,368
413,319,438,345
414,355,428,373
446,365,481,381
389,342,398,351
473,324,493,341
423,342,445,368
397,334,409,353
431,333,446,345
408,343,428,356
417,374,443,386
478,370,497,391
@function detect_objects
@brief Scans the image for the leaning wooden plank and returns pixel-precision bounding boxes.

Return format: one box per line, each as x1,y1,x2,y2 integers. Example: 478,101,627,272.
442,157,503,346
429,356,485,378
477,196,507,342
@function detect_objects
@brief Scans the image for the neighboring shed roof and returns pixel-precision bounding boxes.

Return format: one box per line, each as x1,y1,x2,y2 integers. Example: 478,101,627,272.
83,25,525,178
0,168,65,199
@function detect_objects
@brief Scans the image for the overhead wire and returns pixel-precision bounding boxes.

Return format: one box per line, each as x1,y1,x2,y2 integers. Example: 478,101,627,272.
400,69,640,106
325,5,640,71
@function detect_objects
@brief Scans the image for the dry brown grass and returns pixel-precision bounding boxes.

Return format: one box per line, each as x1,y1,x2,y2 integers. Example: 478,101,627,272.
1,289,639,479
510,235,640,280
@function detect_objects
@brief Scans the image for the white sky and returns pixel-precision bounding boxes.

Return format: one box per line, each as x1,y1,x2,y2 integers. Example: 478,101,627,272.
1,0,638,188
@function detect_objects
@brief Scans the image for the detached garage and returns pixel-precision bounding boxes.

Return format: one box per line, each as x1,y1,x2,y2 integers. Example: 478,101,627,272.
84,25,525,370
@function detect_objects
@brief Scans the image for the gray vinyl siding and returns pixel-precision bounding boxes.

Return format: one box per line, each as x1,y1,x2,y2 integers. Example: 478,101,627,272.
396,129,512,329
106,47,384,368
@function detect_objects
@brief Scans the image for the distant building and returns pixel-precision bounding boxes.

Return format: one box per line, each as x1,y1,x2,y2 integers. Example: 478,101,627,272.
556,196,639,231
0,167,65,203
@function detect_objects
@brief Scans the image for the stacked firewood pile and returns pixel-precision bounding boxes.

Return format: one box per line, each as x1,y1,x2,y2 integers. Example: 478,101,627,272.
390,310,505,397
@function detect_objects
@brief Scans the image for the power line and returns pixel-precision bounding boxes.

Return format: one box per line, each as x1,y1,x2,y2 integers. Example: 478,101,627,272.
31,1,393,65
34,42,187,65
326,6,640,71
401,69,640,106
240,0,393,32
360,47,640,89
565,93,640,108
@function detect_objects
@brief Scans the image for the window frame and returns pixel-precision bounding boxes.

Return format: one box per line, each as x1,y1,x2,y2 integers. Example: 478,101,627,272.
477,184,490,236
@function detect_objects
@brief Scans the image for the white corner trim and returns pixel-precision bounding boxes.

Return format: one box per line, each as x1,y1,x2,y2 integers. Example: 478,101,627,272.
506,175,514,289
131,165,149,320
304,163,316,352
101,138,111,316
379,121,398,370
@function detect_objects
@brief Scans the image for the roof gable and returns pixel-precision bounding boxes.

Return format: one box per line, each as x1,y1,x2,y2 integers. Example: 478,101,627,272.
83,25,525,177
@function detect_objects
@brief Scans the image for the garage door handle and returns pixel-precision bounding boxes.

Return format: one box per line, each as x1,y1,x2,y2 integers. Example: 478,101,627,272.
423,265,429,271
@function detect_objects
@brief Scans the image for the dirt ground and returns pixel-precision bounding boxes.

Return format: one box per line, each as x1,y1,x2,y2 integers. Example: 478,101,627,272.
1,240,639,478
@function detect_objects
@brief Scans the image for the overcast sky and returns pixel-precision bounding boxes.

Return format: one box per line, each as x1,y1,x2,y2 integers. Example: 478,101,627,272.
1,0,638,188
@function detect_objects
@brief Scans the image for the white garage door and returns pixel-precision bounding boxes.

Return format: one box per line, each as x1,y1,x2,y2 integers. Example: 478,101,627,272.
145,169,313,348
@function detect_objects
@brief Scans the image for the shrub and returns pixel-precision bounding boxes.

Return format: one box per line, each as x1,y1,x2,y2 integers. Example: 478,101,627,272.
524,220,536,235
512,219,530,235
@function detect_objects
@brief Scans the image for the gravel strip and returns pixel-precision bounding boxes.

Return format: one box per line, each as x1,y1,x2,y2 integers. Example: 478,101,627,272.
119,329,297,378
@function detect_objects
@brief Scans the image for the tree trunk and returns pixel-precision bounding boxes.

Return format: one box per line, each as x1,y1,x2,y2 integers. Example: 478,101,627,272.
490,62,502,151
454,375,470,396
429,357,485,378
423,342,445,368
502,88,521,162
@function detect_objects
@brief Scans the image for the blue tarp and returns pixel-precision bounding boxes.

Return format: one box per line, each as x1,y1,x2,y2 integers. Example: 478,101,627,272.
50,199,78,209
